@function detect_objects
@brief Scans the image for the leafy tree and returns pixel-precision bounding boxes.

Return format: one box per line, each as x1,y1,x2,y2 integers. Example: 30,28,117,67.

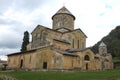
91,26,120,58
21,31,29,52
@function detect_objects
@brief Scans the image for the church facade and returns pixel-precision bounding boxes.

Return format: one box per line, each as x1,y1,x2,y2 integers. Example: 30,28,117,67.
7,7,113,71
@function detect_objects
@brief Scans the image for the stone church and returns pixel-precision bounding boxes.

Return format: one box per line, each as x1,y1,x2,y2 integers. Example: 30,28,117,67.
7,6,113,71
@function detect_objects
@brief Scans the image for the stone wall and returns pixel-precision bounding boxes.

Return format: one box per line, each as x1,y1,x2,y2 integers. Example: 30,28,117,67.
62,30,86,49
52,14,74,30
31,26,62,50
7,51,37,70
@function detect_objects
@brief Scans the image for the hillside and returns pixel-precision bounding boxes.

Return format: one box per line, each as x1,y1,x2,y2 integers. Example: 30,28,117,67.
91,26,120,58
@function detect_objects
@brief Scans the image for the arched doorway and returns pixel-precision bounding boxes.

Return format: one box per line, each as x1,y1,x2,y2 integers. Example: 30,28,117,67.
84,55,90,70
20,59,23,69
43,62,47,69
86,63,88,70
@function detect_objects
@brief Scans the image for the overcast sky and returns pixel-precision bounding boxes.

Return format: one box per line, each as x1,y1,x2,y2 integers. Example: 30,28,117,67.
0,0,120,60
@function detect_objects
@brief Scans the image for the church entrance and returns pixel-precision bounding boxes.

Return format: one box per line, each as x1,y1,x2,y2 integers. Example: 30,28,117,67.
20,59,23,69
86,63,88,70
43,62,47,69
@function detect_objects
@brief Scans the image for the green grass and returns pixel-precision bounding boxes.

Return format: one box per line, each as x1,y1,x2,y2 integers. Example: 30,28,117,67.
0,69,120,80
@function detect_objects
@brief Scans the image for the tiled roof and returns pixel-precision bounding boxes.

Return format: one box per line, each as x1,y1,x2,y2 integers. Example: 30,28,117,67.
53,38,71,44
66,47,91,52
31,25,63,34
52,48,77,56
56,6,72,14
7,45,52,56
7,49,37,56
62,28,87,38
52,6,75,20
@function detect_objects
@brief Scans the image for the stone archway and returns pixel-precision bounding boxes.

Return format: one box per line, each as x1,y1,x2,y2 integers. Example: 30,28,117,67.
81,50,95,71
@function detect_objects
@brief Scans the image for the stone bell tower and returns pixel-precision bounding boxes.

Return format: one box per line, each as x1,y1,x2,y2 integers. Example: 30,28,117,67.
99,42,107,55
52,6,75,31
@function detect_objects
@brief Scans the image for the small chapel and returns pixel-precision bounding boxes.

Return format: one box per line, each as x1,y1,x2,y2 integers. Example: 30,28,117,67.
7,6,113,71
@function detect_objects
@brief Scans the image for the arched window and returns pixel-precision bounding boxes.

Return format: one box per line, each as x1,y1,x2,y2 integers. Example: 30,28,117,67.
78,56,81,64
84,55,90,61
40,30,46,41
72,39,74,48
29,55,32,64
78,40,80,48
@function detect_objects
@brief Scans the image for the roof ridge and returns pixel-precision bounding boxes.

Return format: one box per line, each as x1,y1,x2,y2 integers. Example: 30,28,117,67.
56,6,72,14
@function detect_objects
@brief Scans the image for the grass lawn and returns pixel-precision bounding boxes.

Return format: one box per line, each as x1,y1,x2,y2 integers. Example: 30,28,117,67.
0,69,120,80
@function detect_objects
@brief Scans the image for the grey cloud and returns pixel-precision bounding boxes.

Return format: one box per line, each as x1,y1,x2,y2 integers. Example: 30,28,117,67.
0,0,12,13
0,15,28,33
0,15,33,50
0,0,55,58
0,48,19,57
0,14,22,25
0,18,17,25
0,0,51,14
0,56,7,60
105,4,112,9
0,53,5,56
11,0,49,12
99,13,105,16
0,31,22,49
0,21,24,49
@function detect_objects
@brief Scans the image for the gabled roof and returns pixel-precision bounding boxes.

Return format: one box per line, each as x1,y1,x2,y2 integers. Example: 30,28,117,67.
63,28,87,38
7,49,37,56
31,25,62,34
7,45,52,56
8,46,77,57
52,48,77,57
53,38,71,44
66,47,91,52
52,6,75,20
31,25,87,38
31,25,42,34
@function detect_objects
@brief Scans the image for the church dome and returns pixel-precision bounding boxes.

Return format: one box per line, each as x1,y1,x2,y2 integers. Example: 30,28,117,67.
52,6,75,20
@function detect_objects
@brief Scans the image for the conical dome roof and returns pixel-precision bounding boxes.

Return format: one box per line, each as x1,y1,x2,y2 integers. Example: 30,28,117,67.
52,6,75,20
99,42,106,47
